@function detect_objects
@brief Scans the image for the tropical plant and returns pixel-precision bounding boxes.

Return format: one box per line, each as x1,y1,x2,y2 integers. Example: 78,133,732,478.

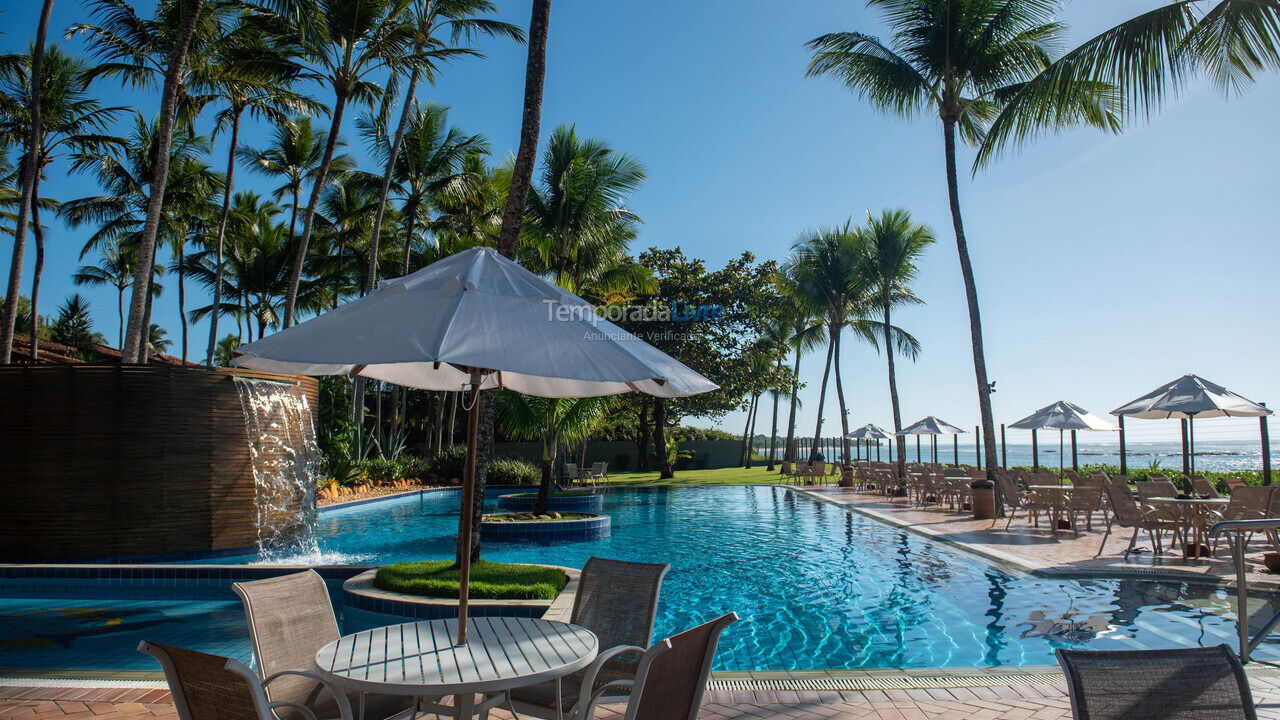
806,0,1122,478
73,243,163,348
755,309,807,472
859,209,933,479
72,0,220,361
497,391,610,514
213,332,240,366
0,44,124,360
49,293,105,356
775,270,825,467
270,0,416,327
520,125,647,294
147,322,172,355
0,0,53,365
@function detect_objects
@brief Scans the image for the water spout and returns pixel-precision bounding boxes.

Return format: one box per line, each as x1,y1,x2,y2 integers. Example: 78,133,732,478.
234,377,321,559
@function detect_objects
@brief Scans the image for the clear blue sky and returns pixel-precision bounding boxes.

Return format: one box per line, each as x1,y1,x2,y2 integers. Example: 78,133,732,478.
4,0,1278,447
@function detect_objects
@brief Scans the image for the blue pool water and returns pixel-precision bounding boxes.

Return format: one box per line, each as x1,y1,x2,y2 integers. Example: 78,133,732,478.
3,486,1279,672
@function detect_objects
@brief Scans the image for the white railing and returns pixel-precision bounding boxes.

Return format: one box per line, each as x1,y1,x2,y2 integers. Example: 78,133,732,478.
1208,518,1280,661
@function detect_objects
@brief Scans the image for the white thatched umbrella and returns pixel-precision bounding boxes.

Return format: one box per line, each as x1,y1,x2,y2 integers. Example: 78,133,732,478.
236,247,716,643
897,416,966,464
847,424,893,461
1009,401,1117,479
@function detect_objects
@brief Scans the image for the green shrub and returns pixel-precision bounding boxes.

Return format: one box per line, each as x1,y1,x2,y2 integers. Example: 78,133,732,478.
428,445,468,481
488,456,540,485
359,457,403,485
374,559,569,600
398,456,431,480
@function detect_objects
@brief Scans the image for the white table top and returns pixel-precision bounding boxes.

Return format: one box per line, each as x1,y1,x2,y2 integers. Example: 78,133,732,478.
314,617,599,696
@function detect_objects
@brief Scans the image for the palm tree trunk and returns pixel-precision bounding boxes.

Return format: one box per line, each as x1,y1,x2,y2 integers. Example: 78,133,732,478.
745,393,761,469
832,325,851,464
28,172,45,360
766,357,782,471
207,108,242,365
535,430,555,516
178,242,187,363
365,46,425,294
784,344,802,464
496,0,551,257
0,0,52,364
448,390,459,446
739,394,755,467
636,396,650,471
809,337,836,463
943,120,1000,490
122,0,206,362
283,79,349,328
653,397,672,479
883,299,906,480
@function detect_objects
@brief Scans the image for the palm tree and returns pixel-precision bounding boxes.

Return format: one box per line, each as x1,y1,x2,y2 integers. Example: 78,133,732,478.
776,274,825,467
521,125,646,292
313,174,378,307
49,293,106,356
363,0,522,294
240,117,354,256
497,391,610,515
148,322,172,356
431,151,506,249
73,244,146,348
806,0,1122,478
0,45,125,360
72,0,218,361
738,346,774,468
859,209,933,480
274,0,415,327
203,18,319,365
0,0,53,364
497,0,551,259
756,312,804,472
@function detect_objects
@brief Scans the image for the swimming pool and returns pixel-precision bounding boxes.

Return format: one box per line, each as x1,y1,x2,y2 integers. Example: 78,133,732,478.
3,486,1278,672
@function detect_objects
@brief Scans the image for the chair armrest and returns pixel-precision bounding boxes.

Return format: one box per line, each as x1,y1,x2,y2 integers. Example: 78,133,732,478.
577,645,645,697
268,701,322,720
573,680,635,720
263,669,354,720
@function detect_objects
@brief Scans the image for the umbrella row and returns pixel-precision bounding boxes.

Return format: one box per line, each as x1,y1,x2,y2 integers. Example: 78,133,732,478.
845,374,1274,484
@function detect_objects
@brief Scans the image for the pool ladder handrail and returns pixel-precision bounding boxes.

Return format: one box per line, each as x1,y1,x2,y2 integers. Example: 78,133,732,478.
1209,518,1280,662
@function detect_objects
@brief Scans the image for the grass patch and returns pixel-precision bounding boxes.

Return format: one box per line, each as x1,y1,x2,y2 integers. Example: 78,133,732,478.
374,559,569,600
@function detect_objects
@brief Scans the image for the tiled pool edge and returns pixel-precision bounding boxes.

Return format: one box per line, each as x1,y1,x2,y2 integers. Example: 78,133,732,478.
788,485,1280,591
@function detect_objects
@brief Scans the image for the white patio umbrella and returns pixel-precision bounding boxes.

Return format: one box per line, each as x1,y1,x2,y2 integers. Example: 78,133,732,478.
897,416,965,464
235,247,716,643
1112,374,1272,478
847,424,893,461
1009,401,1117,480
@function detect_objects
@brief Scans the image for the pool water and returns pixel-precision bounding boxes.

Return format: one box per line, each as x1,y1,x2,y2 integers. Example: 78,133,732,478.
3,486,1279,672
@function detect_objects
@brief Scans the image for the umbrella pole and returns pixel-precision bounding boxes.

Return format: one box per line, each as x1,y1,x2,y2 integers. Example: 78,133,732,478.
1059,430,1064,484
1181,418,1190,478
931,435,937,464
1071,430,1078,472
1262,410,1272,486
1119,416,1127,475
975,426,980,470
1189,416,1196,474
916,436,920,463
456,369,484,646
1032,429,1039,472
953,434,958,466
876,440,881,462
1001,423,1007,469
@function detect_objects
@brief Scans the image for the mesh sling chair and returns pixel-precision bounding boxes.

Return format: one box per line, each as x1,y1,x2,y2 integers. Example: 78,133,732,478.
576,613,738,720
139,641,353,720
1056,645,1256,720
509,557,669,720
233,571,416,720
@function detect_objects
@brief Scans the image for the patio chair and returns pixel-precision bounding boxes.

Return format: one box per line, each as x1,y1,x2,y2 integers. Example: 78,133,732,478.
1066,484,1105,531
232,571,415,720
780,460,793,481
1097,485,1179,556
563,463,581,485
1190,475,1220,498
139,640,354,720
1135,480,1179,502
509,557,669,720
575,614,738,720
1055,644,1256,720
1223,476,1250,494
1209,486,1277,553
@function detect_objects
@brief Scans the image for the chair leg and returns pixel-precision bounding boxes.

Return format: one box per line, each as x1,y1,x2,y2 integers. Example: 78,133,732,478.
1096,520,1112,557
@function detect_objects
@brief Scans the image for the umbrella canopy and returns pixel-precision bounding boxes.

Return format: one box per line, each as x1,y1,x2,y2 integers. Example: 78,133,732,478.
897,416,966,435
1111,374,1272,419
847,424,893,440
235,247,717,644
1009,401,1117,431
236,247,717,398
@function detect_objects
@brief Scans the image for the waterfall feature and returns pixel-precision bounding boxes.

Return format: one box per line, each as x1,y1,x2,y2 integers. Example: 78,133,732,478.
234,377,321,559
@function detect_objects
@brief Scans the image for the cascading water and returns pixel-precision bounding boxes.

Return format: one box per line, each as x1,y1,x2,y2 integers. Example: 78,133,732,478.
234,377,322,561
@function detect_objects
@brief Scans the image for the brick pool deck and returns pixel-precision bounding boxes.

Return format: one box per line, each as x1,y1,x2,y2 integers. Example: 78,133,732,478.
9,483,1280,719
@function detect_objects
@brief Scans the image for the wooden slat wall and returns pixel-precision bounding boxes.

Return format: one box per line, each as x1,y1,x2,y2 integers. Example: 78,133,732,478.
0,365,319,562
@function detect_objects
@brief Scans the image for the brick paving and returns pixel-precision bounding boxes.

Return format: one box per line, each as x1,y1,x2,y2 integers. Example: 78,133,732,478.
7,677,1280,720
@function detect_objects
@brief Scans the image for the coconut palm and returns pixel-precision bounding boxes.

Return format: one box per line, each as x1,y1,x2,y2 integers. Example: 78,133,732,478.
497,0,551,259
521,125,646,293
203,18,320,365
0,0,53,365
859,209,933,479
271,0,415,327
756,310,811,472
72,0,220,361
497,391,610,515
73,244,163,348
430,151,506,249
806,0,1122,478
775,272,826,468
0,45,125,360
49,293,106,356
312,174,379,307
738,345,775,469
363,0,522,294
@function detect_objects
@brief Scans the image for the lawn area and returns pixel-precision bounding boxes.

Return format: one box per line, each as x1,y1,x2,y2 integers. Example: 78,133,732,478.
600,465,786,486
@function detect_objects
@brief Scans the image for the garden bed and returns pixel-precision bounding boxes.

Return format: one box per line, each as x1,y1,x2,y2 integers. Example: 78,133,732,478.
373,559,569,600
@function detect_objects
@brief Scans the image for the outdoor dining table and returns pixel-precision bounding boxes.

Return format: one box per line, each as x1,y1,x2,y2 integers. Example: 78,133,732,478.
1026,485,1081,530
1147,496,1230,557
313,617,599,720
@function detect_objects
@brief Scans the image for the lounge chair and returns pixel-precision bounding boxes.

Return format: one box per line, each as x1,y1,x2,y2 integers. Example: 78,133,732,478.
575,614,738,720
1097,485,1179,556
1190,475,1220,498
1223,476,1250,495
139,640,353,720
1056,644,1256,720
232,571,414,720
509,557,669,720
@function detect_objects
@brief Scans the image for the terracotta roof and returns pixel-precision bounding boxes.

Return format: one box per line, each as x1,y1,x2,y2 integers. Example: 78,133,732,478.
8,334,197,366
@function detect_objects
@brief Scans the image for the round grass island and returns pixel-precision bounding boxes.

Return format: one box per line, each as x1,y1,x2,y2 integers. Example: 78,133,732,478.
374,559,569,600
